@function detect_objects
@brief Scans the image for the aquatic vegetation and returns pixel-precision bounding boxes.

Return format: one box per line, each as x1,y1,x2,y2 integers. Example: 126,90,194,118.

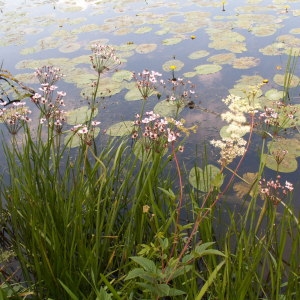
1,0,300,297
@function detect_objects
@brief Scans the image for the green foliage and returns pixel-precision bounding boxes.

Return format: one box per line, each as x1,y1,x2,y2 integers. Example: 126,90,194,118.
0,49,299,300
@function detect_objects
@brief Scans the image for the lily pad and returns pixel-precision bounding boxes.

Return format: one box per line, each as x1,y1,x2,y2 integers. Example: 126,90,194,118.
262,154,298,173
233,172,258,198
125,87,144,101
207,52,236,65
64,127,100,148
220,124,250,139
162,59,184,72
273,73,300,88
106,121,134,136
133,139,168,161
265,89,285,101
188,50,209,60
232,56,260,69
183,71,197,78
162,37,183,45
135,26,152,34
135,43,157,54
189,164,223,192
267,137,300,158
194,64,222,75
153,99,184,117
112,70,133,82
66,106,98,125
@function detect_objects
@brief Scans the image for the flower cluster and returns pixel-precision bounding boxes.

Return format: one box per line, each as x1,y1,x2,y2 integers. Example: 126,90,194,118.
31,66,68,133
71,121,101,146
90,44,121,75
132,111,196,154
0,102,31,135
259,175,294,205
160,76,196,109
133,70,162,100
210,94,251,166
34,65,64,85
211,137,247,165
257,102,297,137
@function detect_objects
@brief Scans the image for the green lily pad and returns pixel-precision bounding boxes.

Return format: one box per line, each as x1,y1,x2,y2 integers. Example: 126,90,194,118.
153,99,184,117
135,43,157,54
133,139,168,161
162,37,183,45
125,87,144,101
233,172,258,198
267,137,300,157
188,50,209,60
220,124,250,139
64,127,100,149
207,52,236,65
189,164,223,192
194,64,222,75
262,154,298,173
273,73,300,88
232,56,260,69
183,71,197,78
162,59,184,72
265,89,285,101
67,106,98,125
106,121,133,136
112,70,133,82
135,26,153,34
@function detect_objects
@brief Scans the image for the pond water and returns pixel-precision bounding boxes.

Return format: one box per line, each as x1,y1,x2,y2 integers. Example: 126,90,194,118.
1,0,300,210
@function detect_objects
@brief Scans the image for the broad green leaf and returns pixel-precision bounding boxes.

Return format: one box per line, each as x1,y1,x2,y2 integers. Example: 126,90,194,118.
66,106,98,125
106,121,133,136
130,256,157,273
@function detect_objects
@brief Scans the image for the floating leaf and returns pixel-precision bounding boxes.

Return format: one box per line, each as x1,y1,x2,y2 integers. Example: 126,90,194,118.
162,59,184,72
112,70,133,82
66,106,98,125
220,125,249,139
125,87,144,101
233,172,258,198
135,43,157,54
135,26,152,34
162,37,183,45
262,154,298,173
232,56,260,69
273,73,300,88
207,53,236,65
189,165,223,192
183,71,197,78
153,99,184,117
265,89,285,101
267,137,300,158
106,121,133,136
188,50,209,60
64,127,100,149
133,139,168,161
194,64,222,75
59,42,81,53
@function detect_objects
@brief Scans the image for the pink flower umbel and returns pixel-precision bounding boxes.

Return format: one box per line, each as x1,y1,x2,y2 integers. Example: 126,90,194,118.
0,102,31,135
90,44,121,75
133,70,162,100
132,111,196,154
259,175,294,205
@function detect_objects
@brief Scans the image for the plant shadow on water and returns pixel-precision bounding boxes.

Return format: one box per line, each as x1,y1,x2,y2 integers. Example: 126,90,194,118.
0,0,300,299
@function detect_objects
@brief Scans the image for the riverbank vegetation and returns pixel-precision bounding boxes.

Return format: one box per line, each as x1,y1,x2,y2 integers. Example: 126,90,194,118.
0,46,299,299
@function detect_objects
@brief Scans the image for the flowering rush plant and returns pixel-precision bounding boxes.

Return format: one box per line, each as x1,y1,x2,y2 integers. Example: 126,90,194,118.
131,111,197,155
